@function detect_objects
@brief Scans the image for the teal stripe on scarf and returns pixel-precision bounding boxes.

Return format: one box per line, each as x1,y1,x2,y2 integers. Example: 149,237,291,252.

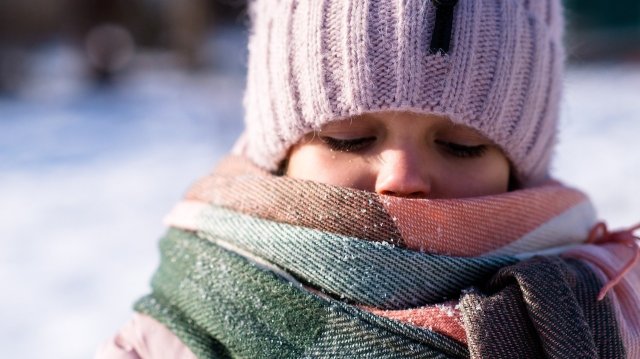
135,228,469,358
195,206,519,309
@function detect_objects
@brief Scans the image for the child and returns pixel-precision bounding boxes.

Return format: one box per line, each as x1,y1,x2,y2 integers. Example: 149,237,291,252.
97,0,640,357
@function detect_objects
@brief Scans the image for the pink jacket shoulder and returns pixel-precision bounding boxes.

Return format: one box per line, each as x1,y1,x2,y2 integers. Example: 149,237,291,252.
94,313,197,359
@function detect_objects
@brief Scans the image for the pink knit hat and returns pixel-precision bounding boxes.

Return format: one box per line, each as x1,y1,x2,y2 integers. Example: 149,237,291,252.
242,0,565,186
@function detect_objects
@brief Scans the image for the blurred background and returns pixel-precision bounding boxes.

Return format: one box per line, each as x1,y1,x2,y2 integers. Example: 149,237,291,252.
0,1,639,358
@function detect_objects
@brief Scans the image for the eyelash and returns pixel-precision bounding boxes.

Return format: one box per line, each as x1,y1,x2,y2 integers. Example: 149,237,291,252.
435,140,488,158
320,136,376,152
320,136,488,158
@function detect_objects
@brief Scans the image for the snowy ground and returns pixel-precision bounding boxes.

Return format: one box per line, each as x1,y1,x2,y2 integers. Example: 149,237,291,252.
1,30,639,358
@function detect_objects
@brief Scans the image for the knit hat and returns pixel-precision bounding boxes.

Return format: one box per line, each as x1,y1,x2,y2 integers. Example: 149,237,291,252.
242,0,565,186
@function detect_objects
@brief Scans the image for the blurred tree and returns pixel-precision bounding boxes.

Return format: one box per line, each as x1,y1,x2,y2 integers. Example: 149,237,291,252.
66,0,149,84
565,0,640,29
212,0,248,23
0,0,73,92
564,0,640,61
166,0,209,69
0,0,70,44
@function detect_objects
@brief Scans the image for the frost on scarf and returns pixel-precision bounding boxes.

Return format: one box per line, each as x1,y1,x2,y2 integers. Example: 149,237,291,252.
129,156,638,358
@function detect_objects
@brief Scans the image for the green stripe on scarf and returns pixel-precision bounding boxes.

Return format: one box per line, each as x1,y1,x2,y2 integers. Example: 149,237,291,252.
195,205,519,309
135,229,469,358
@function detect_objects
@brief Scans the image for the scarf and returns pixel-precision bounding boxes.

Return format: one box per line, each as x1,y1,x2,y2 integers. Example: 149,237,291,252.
135,156,640,358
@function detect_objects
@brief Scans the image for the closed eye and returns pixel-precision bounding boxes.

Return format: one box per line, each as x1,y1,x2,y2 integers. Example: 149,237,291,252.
320,136,376,152
435,140,488,158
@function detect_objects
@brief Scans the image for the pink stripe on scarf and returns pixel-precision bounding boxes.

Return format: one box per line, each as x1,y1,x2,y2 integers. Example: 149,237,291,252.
382,184,589,256
565,244,640,357
365,302,467,344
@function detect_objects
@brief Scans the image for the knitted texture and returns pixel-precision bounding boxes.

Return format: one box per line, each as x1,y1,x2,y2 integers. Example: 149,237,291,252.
243,0,565,186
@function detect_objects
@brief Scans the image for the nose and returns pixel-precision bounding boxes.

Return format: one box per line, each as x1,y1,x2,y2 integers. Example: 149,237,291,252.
374,148,431,198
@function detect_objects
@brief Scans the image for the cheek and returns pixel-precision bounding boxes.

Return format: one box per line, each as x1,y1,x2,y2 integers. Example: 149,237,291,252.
485,152,512,191
462,154,510,195
287,145,375,190
436,152,510,198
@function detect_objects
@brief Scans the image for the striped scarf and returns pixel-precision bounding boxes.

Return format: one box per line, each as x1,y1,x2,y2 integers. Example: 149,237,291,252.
135,156,639,358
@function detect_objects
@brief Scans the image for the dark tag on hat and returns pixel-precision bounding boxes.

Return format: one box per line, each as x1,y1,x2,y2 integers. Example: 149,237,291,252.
429,0,458,54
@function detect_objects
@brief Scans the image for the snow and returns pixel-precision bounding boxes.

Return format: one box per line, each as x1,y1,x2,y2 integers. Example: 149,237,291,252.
556,65,640,227
1,32,639,358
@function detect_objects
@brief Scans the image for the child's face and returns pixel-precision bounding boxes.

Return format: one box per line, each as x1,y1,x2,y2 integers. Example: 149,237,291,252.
286,111,511,199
